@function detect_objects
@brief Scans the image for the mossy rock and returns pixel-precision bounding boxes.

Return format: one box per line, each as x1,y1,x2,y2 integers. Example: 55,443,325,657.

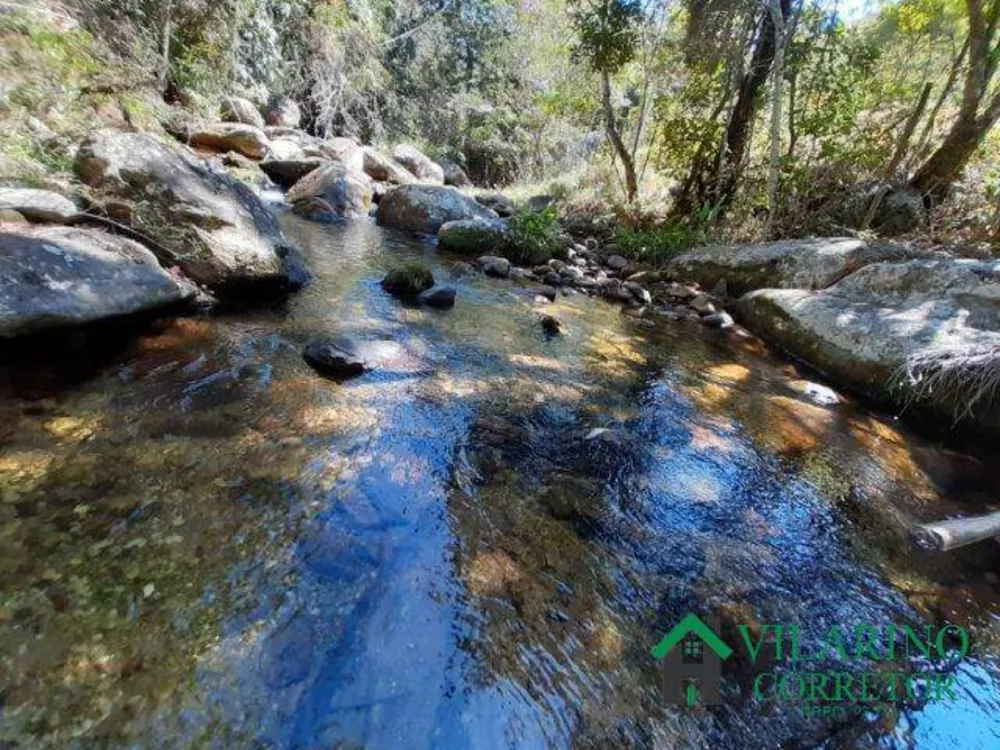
381,264,435,298
438,218,507,256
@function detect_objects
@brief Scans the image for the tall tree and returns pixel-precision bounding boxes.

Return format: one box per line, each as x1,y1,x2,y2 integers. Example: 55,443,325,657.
910,0,1000,204
674,0,792,217
569,0,643,202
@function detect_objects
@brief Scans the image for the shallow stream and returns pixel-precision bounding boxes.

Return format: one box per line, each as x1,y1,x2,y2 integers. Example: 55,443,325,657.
1,217,999,748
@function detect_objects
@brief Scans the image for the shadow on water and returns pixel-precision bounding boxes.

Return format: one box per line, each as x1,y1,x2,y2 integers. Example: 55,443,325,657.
1,215,999,748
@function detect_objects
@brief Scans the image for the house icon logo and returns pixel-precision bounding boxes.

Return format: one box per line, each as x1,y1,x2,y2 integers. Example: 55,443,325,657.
651,613,732,707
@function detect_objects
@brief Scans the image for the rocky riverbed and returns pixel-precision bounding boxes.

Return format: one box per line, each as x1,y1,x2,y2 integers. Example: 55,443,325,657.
2,215,1000,749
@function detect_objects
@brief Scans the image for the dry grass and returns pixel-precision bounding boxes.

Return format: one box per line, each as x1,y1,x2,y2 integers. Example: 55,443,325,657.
895,343,1000,423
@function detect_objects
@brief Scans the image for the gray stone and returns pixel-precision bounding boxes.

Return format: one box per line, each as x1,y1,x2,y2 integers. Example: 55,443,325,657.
75,130,300,297
376,185,497,234
475,193,516,218
689,293,716,314
736,258,1000,435
189,122,270,159
438,159,472,188
606,254,629,271
478,255,510,278
419,286,457,309
392,144,445,184
220,96,264,129
0,187,78,223
0,226,192,337
362,148,417,185
703,311,734,329
668,238,923,297
287,160,373,220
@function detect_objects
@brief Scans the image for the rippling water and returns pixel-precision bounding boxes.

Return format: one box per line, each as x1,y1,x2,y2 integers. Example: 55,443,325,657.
1,217,999,748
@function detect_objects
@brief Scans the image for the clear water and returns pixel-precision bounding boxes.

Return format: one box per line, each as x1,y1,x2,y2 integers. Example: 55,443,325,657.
1,217,999,748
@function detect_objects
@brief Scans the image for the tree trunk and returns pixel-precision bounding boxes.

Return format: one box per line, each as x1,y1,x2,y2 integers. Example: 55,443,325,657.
713,0,791,212
909,0,1000,205
674,0,791,218
765,0,788,236
910,35,969,168
601,70,638,203
910,113,999,203
159,0,172,92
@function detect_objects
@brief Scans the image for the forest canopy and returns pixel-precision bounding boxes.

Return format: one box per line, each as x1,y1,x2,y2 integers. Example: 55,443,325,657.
6,0,1000,246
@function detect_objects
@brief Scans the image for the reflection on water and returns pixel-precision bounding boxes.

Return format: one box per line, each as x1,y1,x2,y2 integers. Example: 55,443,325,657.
1,216,999,748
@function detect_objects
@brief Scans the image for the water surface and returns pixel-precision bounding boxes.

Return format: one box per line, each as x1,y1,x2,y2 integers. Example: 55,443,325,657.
1,217,999,748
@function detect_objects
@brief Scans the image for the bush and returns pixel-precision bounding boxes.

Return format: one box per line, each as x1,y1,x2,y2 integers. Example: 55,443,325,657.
505,205,562,265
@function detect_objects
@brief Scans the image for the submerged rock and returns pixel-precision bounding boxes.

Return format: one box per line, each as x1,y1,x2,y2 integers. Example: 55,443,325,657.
392,144,445,184
668,238,921,297
0,187,78,223
477,255,510,278
376,185,497,234
0,226,193,337
303,339,367,380
381,264,435,297
419,286,457,309
75,130,302,298
540,315,563,336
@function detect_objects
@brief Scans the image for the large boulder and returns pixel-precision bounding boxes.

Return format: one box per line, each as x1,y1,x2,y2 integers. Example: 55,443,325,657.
376,185,497,235
0,187,78,222
475,193,516,218
736,258,1000,436
667,238,919,297
872,187,927,235
188,123,270,160
392,144,445,184
437,218,508,255
286,160,373,220
265,97,301,128
362,148,416,185
0,226,193,337
438,159,472,188
75,130,302,297
220,96,265,129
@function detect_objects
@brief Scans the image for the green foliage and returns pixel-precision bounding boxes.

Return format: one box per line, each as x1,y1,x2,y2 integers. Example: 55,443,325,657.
506,205,563,265
568,0,642,73
615,207,715,265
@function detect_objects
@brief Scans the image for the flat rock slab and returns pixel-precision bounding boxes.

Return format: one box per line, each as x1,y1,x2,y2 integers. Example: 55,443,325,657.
668,238,922,297
0,226,192,337
0,187,78,222
736,258,1000,436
